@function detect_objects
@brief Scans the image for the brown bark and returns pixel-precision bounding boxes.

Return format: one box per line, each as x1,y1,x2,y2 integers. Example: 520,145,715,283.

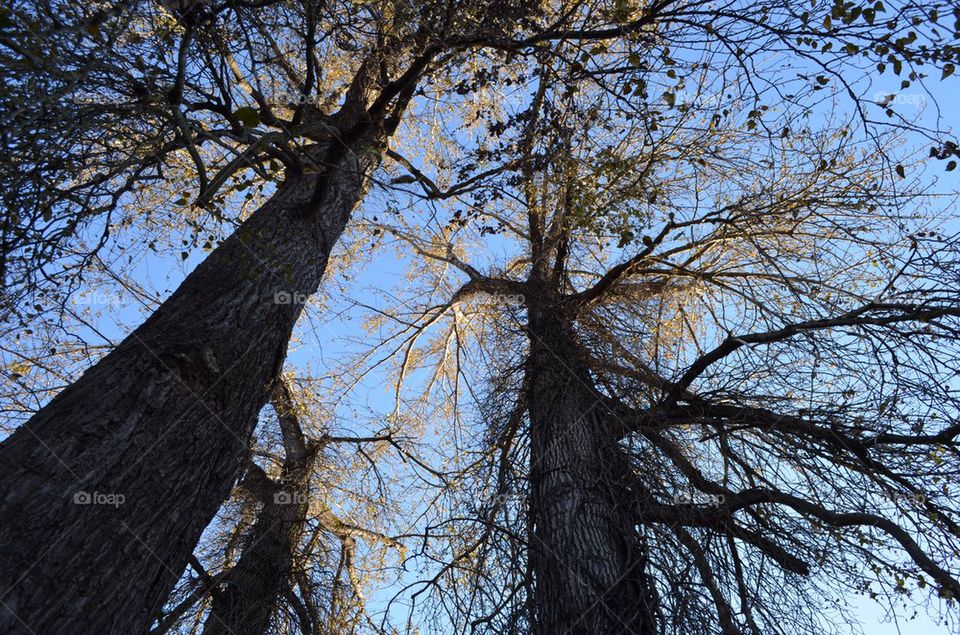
526,297,659,635
0,136,379,633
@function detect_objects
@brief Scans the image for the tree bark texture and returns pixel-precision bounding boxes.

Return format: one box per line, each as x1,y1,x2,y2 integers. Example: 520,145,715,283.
201,382,315,635
0,138,379,634
526,299,659,635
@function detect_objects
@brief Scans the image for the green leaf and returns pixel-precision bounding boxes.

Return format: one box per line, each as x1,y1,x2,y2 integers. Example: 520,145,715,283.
943,64,956,80
234,107,260,127
663,91,675,108
947,161,957,172
896,164,905,178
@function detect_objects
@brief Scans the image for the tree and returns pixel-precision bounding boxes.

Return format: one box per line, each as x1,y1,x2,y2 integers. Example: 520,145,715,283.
1,0,444,629
152,375,401,635
1,0,958,632
356,32,960,633
198,380,321,635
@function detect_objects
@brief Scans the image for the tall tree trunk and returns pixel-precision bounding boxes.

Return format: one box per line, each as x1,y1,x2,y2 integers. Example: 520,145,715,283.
0,137,379,633
526,298,659,635
201,381,315,635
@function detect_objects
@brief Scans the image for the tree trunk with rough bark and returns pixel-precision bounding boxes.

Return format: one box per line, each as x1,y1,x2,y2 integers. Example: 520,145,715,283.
526,295,659,635
0,137,379,634
201,382,315,635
